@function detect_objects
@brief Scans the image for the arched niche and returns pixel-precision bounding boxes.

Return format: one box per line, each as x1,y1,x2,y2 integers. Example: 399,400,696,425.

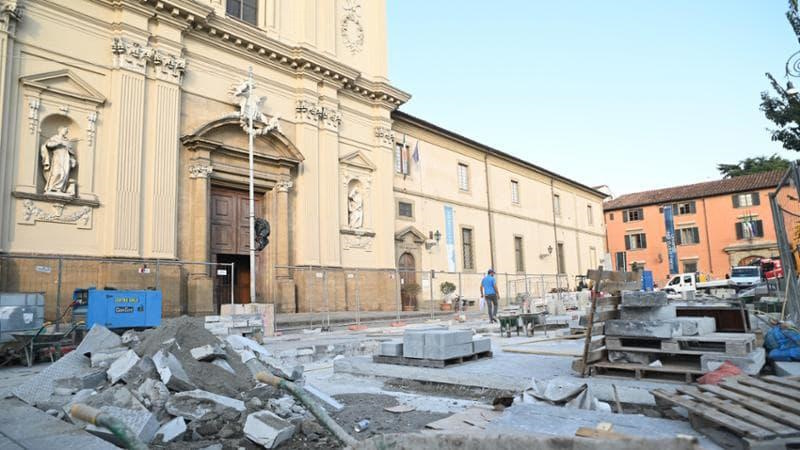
37,113,81,196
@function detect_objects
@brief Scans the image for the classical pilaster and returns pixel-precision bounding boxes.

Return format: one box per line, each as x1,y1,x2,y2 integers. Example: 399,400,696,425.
275,178,292,277
109,37,147,256
293,89,322,265
143,47,185,259
319,93,342,266
0,1,22,251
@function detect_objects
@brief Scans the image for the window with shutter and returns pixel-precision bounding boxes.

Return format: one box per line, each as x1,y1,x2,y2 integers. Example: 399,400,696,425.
511,180,520,204
754,220,764,237
752,193,760,206
675,230,682,245
676,227,700,245
394,144,403,174
514,236,524,272
732,195,740,208
457,164,469,191
462,228,474,270
735,222,743,239
625,233,647,250
734,192,757,208
624,235,631,250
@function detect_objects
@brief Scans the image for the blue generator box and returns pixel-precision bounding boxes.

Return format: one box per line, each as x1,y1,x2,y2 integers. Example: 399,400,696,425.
86,289,162,329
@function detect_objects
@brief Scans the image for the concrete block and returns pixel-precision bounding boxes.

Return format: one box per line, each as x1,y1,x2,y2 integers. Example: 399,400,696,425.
76,325,122,356
55,368,107,392
604,320,681,339
424,342,474,360
261,356,304,381
424,330,473,348
212,358,236,374
670,317,716,336
120,330,140,346
204,315,221,323
226,334,271,359
80,406,158,444
136,378,170,416
190,344,226,362
244,410,295,449
402,332,426,359
166,389,246,421
620,305,677,321
620,290,668,307
121,356,157,386
107,350,140,384
13,351,90,406
89,347,130,368
701,348,765,376
472,337,492,354
379,341,403,356
775,361,800,377
608,351,653,365
152,350,195,392
155,417,186,443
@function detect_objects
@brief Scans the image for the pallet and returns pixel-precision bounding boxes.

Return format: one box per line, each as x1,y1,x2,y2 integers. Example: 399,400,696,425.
653,375,800,449
372,351,493,368
590,360,703,383
605,333,755,357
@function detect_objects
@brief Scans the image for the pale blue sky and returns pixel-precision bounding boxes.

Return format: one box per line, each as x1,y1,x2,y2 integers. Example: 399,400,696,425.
386,1,799,196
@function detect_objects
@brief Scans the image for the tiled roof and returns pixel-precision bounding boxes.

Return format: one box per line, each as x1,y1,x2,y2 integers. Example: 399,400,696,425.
603,169,787,211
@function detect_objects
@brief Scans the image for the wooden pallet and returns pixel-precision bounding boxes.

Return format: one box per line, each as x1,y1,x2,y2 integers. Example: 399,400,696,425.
653,375,800,449
606,333,756,357
591,360,703,383
372,351,493,368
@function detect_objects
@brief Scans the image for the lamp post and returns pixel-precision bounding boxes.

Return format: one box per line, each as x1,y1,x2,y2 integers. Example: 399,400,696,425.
246,67,257,304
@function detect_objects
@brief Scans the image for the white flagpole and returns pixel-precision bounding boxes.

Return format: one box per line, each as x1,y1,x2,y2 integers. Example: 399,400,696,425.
247,66,256,304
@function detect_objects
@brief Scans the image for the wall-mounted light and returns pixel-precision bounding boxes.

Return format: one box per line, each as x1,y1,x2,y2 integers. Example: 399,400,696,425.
425,230,442,250
540,245,553,258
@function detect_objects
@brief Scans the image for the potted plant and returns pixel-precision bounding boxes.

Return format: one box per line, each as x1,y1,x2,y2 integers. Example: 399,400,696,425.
439,281,456,311
401,282,421,311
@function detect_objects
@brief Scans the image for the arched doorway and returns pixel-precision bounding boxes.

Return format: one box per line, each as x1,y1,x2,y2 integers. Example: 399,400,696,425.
739,255,764,266
399,252,418,311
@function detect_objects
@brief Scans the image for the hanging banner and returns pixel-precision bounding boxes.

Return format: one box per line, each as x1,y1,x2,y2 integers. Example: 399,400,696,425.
663,206,679,275
444,205,456,272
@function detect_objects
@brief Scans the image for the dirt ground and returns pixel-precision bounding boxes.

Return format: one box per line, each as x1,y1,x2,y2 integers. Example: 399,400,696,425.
281,393,450,449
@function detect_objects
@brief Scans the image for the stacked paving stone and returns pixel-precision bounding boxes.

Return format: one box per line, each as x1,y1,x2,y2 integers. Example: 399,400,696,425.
9,316,338,449
377,328,491,361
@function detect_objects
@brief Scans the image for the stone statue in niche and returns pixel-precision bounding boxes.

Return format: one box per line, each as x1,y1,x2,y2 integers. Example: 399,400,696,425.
348,186,363,229
40,127,77,196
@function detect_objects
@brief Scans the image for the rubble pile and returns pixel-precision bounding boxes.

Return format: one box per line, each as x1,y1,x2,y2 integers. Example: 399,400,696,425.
11,316,316,449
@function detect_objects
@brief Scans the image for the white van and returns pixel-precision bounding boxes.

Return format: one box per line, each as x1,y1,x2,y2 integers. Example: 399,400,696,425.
730,266,762,288
663,273,731,294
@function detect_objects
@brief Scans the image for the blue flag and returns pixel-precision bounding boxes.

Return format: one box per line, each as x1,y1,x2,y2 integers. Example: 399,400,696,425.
412,141,420,164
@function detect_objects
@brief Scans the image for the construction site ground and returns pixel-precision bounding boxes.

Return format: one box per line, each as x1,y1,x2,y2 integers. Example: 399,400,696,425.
0,312,723,449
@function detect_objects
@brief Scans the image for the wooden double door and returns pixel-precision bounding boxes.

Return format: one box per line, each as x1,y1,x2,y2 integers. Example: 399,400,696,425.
211,186,266,305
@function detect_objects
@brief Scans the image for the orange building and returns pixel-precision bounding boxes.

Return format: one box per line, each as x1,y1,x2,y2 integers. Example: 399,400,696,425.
603,170,786,284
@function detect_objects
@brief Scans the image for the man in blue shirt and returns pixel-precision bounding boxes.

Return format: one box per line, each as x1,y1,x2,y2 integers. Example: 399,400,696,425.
481,269,499,323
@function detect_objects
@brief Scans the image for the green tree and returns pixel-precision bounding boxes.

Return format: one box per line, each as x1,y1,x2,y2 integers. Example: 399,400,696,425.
761,1,800,151
717,155,791,178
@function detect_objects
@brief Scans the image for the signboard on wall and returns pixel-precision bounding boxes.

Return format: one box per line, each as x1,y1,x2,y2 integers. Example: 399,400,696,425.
444,205,456,272
663,205,679,275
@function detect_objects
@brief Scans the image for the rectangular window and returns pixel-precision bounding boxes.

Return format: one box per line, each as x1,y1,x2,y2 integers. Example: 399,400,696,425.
514,236,524,273
394,144,403,174
683,261,698,273
623,208,644,222
458,163,469,191
735,219,764,240
511,180,520,204
398,201,413,218
556,243,566,274
615,251,627,272
732,192,760,208
673,201,696,215
462,228,474,270
226,0,258,25
676,227,700,245
587,205,594,225
553,194,561,217
624,233,647,250
609,212,614,221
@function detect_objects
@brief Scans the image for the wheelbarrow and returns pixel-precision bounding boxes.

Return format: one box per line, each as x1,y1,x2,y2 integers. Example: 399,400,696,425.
11,323,78,367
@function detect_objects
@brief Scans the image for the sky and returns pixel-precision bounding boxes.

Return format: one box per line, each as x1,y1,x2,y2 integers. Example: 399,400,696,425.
386,1,800,197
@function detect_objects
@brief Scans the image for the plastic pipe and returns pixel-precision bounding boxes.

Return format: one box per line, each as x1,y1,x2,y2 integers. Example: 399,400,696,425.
255,371,358,447
70,404,148,450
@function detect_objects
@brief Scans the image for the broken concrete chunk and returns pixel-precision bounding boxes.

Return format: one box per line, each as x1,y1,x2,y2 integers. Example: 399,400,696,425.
669,317,716,336
620,305,677,321
620,290,668,307
54,367,107,391
153,350,196,392
244,410,295,449
211,358,236,374
155,416,187,443
79,405,159,445
190,344,227,362
379,341,403,356
604,320,681,339
136,378,170,417
261,356,303,381
239,349,257,364
268,396,297,418
13,351,90,406
304,383,344,412
121,329,141,347
107,349,140,384
701,347,765,375
608,350,653,365
121,355,158,386
226,334,271,359
89,347,130,368
165,389,246,421
77,324,122,356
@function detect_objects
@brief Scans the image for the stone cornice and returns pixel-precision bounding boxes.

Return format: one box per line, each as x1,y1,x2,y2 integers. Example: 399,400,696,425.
0,0,23,34
102,0,411,109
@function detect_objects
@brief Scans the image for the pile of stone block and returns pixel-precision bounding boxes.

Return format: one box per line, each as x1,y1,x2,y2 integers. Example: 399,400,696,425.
377,328,491,362
205,303,275,338
10,316,325,449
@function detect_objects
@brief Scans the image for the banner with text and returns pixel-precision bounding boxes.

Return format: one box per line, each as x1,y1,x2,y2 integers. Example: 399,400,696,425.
663,206,679,275
444,205,456,272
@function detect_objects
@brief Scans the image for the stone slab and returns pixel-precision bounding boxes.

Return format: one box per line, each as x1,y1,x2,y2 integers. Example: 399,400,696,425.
244,410,295,449
76,325,122,356
472,337,492,354
165,389,245,421
212,358,236,374
604,320,681,339
155,416,186,443
89,347,130,368
152,350,195,392
669,317,716,336
701,347,765,376
190,344,226,362
107,349,140,384
423,330,473,348
303,383,344,412
621,290,668,307
775,361,800,377
402,332,425,359
77,405,159,445
424,342,474,360
226,334,271,359
379,341,403,356
620,305,677,321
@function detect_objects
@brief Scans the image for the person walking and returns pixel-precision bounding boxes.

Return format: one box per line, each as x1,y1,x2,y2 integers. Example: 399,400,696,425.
481,269,499,323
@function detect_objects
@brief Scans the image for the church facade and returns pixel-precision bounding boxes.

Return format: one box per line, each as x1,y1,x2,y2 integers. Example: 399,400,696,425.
0,0,606,319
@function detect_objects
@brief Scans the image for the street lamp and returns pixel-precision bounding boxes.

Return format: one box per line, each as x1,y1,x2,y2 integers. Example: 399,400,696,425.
788,81,799,96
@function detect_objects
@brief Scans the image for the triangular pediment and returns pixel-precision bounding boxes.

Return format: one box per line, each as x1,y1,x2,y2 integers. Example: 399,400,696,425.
340,150,376,171
21,70,106,105
395,226,426,244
